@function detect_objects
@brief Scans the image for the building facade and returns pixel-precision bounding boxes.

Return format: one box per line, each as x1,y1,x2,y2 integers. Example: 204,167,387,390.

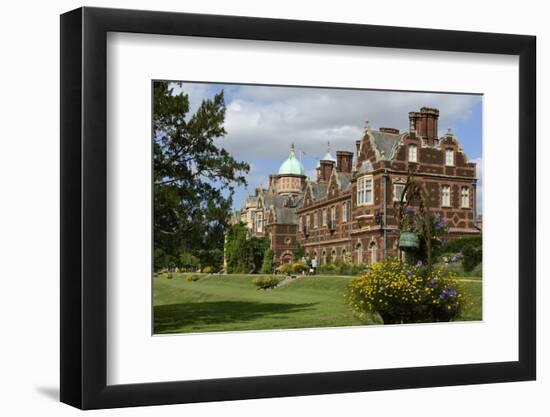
233,107,479,266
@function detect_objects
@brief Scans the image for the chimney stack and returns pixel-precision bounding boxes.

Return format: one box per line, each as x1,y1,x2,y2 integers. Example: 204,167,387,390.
318,160,335,183
408,107,439,145
336,151,353,173
379,127,400,134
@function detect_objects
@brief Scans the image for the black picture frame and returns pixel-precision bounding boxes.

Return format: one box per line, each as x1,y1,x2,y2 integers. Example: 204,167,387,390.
60,6,536,410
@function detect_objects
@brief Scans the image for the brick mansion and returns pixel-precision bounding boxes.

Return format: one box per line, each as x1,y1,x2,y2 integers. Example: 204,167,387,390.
231,107,480,266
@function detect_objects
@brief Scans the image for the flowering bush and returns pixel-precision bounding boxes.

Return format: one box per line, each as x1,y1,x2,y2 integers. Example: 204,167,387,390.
278,263,294,275
347,257,466,324
252,276,283,290
185,274,201,282
291,262,309,274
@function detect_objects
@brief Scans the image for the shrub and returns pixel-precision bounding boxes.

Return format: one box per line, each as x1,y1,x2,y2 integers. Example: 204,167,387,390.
291,262,309,274
186,274,201,282
318,263,336,274
439,235,482,254
278,263,294,275
201,266,215,274
462,245,482,272
347,257,466,324
178,252,200,271
261,248,274,274
317,261,366,275
252,276,282,290
350,263,369,275
166,273,173,280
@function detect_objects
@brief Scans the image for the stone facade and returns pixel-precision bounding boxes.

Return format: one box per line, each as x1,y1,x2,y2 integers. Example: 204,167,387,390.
233,107,479,266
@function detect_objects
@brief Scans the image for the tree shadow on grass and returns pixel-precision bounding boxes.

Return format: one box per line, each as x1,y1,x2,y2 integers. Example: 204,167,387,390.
154,301,318,334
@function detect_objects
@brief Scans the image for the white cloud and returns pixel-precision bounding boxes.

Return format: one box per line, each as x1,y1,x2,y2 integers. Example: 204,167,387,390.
217,86,480,164
169,82,482,209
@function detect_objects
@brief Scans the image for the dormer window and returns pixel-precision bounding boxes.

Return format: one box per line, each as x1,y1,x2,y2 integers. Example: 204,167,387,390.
445,149,454,166
408,144,418,162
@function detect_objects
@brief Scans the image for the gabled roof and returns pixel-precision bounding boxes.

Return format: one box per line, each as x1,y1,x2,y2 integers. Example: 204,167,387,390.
357,160,374,175
273,207,298,224
327,169,352,193
366,129,404,161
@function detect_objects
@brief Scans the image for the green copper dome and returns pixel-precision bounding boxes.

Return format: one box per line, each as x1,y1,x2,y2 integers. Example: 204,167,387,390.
278,144,305,176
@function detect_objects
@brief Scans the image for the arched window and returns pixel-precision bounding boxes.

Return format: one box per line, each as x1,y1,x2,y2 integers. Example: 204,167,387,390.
331,249,337,263
370,241,378,264
321,250,327,265
342,249,347,262
356,242,363,264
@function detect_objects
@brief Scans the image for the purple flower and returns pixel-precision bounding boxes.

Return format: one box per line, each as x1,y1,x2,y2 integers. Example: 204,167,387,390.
440,287,458,300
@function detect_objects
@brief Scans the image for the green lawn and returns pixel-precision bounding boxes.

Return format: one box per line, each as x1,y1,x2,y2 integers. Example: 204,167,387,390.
153,274,482,334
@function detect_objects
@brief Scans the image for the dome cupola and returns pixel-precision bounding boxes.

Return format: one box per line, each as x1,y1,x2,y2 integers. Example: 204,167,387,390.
278,144,305,176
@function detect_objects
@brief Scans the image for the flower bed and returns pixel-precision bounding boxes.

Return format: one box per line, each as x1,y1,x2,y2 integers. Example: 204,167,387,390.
347,257,466,324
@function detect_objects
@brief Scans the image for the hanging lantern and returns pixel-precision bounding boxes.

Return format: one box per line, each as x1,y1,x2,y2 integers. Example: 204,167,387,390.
399,232,420,249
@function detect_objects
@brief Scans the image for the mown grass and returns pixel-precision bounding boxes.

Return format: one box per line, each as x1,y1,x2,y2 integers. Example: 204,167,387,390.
153,274,482,334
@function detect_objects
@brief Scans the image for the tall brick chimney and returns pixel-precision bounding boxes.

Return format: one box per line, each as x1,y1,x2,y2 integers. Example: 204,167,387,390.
336,151,353,173
409,107,439,145
318,160,335,183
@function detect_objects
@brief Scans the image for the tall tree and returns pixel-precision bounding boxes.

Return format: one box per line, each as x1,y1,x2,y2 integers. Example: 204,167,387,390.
153,81,249,270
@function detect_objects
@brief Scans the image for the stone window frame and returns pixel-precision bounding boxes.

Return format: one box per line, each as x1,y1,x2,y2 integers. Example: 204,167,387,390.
460,186,470,208
322,208,328,227
256,211,263,233
408,144,418,162
357,175,373,206
445,148,454,166
369,240,378,264
393,179,407,202
441,184,451,207
313,211,318,229
342,202,348,223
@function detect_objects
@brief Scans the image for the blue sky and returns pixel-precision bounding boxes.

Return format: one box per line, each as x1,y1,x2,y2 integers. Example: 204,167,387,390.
169,82,483,211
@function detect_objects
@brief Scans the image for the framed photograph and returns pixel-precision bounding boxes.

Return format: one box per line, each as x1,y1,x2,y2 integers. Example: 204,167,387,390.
60,6,536,410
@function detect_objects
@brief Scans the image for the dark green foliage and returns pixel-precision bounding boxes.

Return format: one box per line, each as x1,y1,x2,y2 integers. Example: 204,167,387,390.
225,223,269,273
436,235,483,272
318,261,368,275
195,248,224,271
261,248,274,274
462,245,482,272
252,276,283,290
153,81,249,271
293,243,305,259
438,235,482,254
179,252,200,271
